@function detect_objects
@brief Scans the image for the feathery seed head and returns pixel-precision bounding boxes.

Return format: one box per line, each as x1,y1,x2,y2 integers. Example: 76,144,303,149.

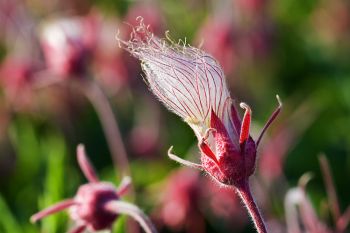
118,18,281,186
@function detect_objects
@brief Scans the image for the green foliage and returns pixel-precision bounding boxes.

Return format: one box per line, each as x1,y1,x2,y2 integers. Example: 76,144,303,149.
38,134,68,233
0,194,23,233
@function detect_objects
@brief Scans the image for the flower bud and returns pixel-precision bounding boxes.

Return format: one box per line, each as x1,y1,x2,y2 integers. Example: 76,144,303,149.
119,19,281,188
30,145,132,232
69,182,119,231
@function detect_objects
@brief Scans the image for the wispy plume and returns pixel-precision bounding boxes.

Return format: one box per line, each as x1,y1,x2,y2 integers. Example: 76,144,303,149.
118,17,282,233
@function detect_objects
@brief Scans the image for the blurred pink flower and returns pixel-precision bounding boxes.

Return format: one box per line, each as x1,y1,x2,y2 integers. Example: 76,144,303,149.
204,179,247,228
39,16,96,77
195,17,237,75
0,57,35,110
285,175,331,233
30,144,155,233
283,157,350,233
156,168,205,233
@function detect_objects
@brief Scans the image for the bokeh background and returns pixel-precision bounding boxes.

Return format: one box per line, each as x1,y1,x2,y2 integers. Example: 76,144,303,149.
0,0,350,232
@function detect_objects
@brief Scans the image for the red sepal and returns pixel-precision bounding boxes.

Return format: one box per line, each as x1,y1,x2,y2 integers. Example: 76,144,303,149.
239,105,251,144
199,141,219,165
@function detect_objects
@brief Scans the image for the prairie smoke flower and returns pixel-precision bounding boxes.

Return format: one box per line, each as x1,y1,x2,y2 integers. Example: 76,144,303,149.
118,18,281,186
31,144,157,233
118,18,281,233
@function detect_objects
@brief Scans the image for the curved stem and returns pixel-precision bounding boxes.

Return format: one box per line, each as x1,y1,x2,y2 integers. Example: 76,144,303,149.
236,180,267,233
105,201,158,233
78,79,130,177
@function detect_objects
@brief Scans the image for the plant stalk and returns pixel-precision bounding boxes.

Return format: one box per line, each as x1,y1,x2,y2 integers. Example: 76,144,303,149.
78,79,130,177
236,180,267,233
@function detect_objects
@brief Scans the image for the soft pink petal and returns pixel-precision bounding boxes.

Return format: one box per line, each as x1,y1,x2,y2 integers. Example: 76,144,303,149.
31,199,76,223
77,144,99,183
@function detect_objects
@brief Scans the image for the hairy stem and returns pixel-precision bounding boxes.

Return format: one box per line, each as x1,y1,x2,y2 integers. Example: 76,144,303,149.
78,79,130,177
236,180,267,233
105,201,158,233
